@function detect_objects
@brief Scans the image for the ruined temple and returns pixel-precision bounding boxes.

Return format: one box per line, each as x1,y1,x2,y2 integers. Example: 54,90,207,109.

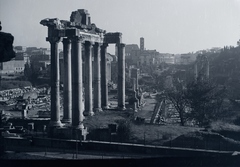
40,9,126,138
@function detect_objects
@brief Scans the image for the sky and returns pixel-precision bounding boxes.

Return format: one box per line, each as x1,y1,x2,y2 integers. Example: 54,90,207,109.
1,0,240,54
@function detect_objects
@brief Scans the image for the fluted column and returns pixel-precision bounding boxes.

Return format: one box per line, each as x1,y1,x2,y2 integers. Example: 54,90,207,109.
117,43,126,110
101,43,109,109
71,36,84,129
93,43,102,112
84,41,94,116
62,38,72,123
48,37,62,127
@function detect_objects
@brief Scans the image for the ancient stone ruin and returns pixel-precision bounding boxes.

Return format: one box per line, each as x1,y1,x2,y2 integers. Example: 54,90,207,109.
40,9,126,138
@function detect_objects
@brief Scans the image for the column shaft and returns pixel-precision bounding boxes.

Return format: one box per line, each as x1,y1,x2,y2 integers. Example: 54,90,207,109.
117,43,126,110
71,36,84,129
62,38,72,123
93,43,102,112
49,38,62,127
101,43,109,109
84,41,94,116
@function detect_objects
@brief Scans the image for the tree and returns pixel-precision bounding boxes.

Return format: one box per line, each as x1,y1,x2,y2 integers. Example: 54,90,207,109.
24,62,40,86
185,79,226,127
116,119,132,142
165,81,188,126
24,62,31,80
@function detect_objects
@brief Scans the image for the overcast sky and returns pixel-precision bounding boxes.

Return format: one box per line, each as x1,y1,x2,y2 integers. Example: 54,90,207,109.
1,0,240,54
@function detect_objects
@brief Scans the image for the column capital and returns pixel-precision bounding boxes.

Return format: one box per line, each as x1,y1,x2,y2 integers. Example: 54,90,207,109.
62,38,71,44
93,42,100,47
47,37,61,43
71,36,84,43
84,41,94,46
100,43,108,48
116,43,125,47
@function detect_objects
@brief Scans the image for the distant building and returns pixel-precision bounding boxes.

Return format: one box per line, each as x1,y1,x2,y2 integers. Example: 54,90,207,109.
175,53,197,65
106,53,113,81
125,44,139,56
0,54,25,74
140,37,144,51
0,46,52,75
26,47,50,56
160,53,175,64
14,46,27,53
30,54,50,71
125,37,166,67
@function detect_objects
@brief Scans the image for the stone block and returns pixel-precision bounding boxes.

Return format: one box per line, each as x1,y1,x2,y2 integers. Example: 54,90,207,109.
70,9,91,26
104,32,122,44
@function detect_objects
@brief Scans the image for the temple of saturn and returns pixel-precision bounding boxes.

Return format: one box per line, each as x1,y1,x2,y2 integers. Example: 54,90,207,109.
194,54,209,81
40,9,126,137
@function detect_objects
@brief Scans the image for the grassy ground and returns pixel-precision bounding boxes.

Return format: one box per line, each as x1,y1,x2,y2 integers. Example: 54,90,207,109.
130,123,202,145
83,110,133,129
82,106,240,152
83,109,202,145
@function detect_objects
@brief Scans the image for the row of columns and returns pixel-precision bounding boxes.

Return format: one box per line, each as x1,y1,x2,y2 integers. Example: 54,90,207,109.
48,36,126,129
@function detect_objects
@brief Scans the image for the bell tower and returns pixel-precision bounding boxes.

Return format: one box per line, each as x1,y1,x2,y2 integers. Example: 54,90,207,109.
140,37,144,51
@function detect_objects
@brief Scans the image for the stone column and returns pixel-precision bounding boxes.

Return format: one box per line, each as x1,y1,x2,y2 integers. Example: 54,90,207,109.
71,36,84,129
117,43,126,110
136,69,139,94
101,43,109,109
132,78,138,111
48,37,62,127
62,38,72,123
93,43,102,112
84,41,94,116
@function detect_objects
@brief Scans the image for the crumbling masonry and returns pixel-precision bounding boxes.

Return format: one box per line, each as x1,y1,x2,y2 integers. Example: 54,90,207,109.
40,9,126,137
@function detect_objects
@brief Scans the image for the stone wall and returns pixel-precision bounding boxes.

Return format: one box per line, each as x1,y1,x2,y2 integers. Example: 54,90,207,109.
3,137,235,157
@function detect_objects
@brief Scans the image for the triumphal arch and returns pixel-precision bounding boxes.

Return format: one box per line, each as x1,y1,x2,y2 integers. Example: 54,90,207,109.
40,9,126,137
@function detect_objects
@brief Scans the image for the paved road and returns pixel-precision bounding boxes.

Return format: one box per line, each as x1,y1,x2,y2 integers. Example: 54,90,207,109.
135,96,157,123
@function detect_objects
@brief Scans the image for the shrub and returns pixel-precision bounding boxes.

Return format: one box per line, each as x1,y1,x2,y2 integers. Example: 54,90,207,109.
116,119,132,142
162,132,173,140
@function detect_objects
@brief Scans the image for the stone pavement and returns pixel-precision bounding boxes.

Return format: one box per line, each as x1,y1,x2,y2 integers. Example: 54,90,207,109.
135,96,157,123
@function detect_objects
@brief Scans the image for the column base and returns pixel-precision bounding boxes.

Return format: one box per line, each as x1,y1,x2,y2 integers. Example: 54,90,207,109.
102,105,109,110
83,110,94,116
118,106,126,111
133,102,138,112
48,121,63,138
61,118,71,124
71,123,84,130
93,107,103,112
49,120,62,127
